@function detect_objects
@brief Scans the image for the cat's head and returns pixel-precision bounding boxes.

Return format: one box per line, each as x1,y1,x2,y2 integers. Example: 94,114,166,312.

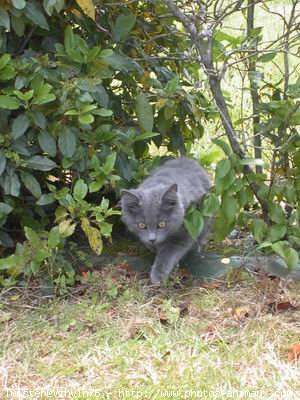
120,184,184,246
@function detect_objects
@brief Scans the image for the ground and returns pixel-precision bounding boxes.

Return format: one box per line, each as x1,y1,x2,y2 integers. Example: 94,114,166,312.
1,250,300,400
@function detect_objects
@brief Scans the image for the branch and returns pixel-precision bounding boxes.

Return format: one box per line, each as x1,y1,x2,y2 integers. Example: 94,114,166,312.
161,0,269,217
247,0,262,174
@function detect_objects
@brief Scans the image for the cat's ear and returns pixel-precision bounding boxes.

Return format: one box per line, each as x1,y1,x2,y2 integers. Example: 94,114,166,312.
120,189,140,212
161,184,178,209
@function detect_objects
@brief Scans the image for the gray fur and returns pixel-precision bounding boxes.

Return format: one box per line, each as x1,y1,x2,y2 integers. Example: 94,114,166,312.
120,157,212,285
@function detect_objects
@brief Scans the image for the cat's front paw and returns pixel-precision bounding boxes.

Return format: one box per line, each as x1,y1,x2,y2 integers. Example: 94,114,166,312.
150,270,163,286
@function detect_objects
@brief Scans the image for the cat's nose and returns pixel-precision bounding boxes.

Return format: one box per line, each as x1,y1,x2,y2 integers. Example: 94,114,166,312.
148,233,157,243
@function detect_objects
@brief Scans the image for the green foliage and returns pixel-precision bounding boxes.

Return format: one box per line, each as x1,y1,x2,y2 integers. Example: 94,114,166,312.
184,207,204,240
1,0,300,288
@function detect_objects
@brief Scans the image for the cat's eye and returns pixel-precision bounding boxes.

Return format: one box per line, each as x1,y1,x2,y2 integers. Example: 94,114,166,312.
137,222,146,229
158,221,166,229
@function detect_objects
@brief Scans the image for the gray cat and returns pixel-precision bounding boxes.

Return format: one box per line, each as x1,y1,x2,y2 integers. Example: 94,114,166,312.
120,157,212,285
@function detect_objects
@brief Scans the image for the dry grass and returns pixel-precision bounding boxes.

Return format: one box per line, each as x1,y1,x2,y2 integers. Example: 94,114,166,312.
1,264,300,399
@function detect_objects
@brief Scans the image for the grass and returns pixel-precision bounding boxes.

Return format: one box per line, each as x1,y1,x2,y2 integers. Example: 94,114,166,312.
1,261,300,399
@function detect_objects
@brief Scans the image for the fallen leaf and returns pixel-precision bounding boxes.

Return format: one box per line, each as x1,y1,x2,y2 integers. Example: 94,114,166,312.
233,306,251,321
116,262,131,271
199,324,217,343
288,343,300,362
9,294,20,301
0,312,13,323
201,281,222,289
159,311,168,325
268,301,298,313
179,301,190,317
161,351,171,359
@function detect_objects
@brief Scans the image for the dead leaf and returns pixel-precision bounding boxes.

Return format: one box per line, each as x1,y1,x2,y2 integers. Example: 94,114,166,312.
268,301,298,313
116,262,131,271
9,294,20,301
288,343,300,362
233,306,251,321
0,312,13,323
201,281,222,289
161,351,171,359
199,324,217,343
159,311,168,325
75,0,95,20
179,301,190,317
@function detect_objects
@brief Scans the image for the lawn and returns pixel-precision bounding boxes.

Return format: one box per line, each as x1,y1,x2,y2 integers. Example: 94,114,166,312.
1,257,300,400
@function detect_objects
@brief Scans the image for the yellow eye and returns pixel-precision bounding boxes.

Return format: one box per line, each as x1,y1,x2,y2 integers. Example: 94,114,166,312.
158,221,166,229
138,222,146,229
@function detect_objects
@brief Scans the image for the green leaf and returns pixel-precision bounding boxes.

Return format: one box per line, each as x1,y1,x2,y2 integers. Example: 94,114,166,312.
24,1,49,30
59,219,76,238
58,129,76,158
89,179,105,193
285,248,299,271
11,114,30,140
81,104,98,113
12,0,26,8
216,159,231,179
0,95,21,110
202,193,220,217
21,172,42,199
251,219,267,243
24,226,42,247
32,111,46,128
257,52,277,63
220,193,238,224
0,8,10,30
48,226,61,249
272,241,299,271
134,132,160,142
0,254,24,270
0,54,10,70
184,207,204,240
38,131,56,157
36,193,55,205
73,179,88,200
112,14,136,42
0,65,16,81
214,30,241,45
64,25,75,51
269,203,286,225
66,49,84,63
64,109,79,116
14,89,34,101
0,202,13,219
79,113,94,124
165,76,180,95
4,171,20,197
102,152,116,175
212,138,232,156
93,108,113,117
11,15,25,37
215,159,236,195
0,151,6,176
32,93,56,105
26,156,57,171
136,92,153,132
268,224,287,242
0,231,13,247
